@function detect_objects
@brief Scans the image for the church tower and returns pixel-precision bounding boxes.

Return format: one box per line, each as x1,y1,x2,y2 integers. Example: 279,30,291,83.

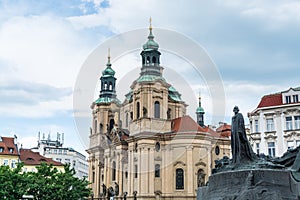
87,49,121,197
196,94,205,127
120,19,187,135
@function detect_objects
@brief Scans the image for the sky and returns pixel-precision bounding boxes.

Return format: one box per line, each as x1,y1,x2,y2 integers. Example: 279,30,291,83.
0,0,299,155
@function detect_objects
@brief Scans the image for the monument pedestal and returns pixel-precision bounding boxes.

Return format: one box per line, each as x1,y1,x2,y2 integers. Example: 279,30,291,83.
197,169,300,200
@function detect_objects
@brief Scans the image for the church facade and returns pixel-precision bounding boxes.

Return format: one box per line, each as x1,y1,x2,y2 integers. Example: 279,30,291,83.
87,23,230,199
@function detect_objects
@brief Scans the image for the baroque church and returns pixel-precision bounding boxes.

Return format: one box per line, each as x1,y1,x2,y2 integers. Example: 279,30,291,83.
87,22,231,200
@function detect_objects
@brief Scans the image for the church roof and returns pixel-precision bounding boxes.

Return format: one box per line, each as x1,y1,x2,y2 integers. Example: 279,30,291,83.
20,149,63,166
137,75,166,83
171,115,206,133
95,96,121,104
171,116,229,138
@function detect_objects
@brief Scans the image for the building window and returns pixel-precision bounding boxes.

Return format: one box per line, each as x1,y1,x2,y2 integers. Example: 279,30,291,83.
154,101,160,118
11,160,16,168
125,171,128,179
293,95,299,103
92,171,95,183
296,140,300,147
54,149,57,154
286,95,291,104
266,118,274,132
286,117,293,130
134,165,138,178
287,141,294,150
256,143,260,155
99,123,103,134
215,146,220,155
136,102,140,119
197,169,205,187
155,164,160,178
295,116,300,129
3,160,8,166
255,120,259,132
0,147,3,153
176,168,184,190
9,148,14,153
155,142,160,152
112,161,116,181
94,120,97,134
126,113,129,127
268,142,276,157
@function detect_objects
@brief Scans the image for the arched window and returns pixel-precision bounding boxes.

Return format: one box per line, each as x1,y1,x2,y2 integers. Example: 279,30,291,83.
94,120,97,134
104,82,108,90
146,56,150,64
142,57,145,64
155,164,160,178
109,82,113,90
176,168,184,190
112,161,116,181
100,123,103,134
197,169,205,187
136,102,140,119
126,113,129,127
109,119,115,133
154,101,160,118
152,56,156,64
167,108,171,119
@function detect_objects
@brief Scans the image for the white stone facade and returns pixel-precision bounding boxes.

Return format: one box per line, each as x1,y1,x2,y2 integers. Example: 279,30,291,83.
32,133,88,178
248,87,300,157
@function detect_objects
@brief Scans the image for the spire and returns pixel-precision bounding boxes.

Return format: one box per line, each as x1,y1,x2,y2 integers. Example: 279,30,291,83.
143,17,159,50
198,93,202,108
102,48,115,76
196,92,205,127
149,17,153,34
107,48,111,67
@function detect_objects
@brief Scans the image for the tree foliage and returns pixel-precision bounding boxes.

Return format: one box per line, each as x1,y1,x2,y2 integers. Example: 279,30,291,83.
0,163,91,200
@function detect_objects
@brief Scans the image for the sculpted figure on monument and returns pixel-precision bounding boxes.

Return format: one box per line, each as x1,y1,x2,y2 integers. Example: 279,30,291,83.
231,106,256,164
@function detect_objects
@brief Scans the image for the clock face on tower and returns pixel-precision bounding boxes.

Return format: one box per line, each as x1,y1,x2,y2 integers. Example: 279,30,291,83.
155,142,160,152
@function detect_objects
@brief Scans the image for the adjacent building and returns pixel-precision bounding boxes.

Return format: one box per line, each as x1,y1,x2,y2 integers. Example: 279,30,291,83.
248,87,300,157
31,133,88,178
20,148,64,172
87,22,231,199
0,136,19,168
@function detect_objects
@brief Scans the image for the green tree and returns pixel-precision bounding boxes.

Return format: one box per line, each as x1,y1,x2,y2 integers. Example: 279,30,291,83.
0,163,29,199
27,163,91,200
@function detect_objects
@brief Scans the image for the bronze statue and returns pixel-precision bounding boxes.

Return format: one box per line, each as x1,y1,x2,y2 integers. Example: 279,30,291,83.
231,106,256,164
102,184,107,196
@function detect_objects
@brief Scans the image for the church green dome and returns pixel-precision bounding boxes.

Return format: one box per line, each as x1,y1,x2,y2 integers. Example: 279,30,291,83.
196,106,205,113
143,34,159,50
102,66,115,77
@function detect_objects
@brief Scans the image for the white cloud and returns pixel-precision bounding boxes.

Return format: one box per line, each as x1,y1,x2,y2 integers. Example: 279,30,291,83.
0,15,91,87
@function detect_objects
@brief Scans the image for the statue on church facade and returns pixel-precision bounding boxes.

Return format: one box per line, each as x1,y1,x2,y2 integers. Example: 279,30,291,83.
231,106,256,164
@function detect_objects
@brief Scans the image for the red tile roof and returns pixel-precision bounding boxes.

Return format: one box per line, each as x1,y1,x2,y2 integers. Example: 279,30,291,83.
171,115,206,132
20,149,63,166
0,137,19,156
257,93,282,108
216,124,231,137
171,116,229,138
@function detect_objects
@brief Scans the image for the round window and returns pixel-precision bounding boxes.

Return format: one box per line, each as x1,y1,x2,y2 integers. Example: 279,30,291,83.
215,146,220,155
155,142,160,152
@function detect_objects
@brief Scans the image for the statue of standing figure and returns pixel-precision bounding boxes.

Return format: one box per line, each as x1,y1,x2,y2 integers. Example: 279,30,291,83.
231,106,256,164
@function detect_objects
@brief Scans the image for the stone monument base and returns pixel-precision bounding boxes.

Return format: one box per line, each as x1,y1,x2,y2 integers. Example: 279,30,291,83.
197,169,300,200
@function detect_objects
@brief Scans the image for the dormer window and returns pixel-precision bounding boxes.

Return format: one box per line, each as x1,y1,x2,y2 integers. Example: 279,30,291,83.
293,95,299,103
9,148,14,153
0,147,4,152
286,96,291,104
